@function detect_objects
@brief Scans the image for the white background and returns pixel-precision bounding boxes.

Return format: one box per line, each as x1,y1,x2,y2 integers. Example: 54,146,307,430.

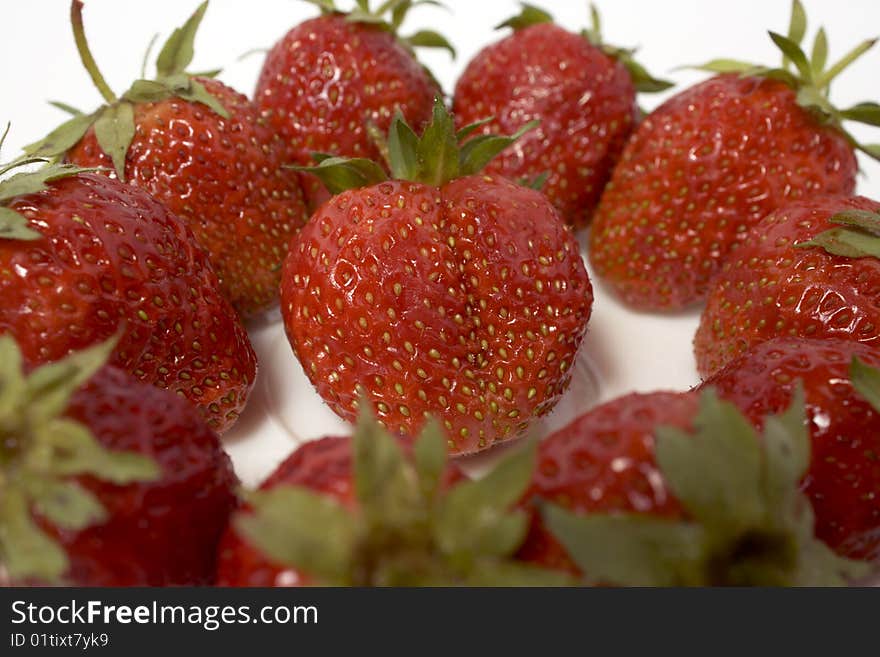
2,0,879,483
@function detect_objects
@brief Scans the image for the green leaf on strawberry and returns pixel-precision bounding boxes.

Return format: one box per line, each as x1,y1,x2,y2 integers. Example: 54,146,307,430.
298,156,389,195
497,3,672,93
0,335,160,583
690,0,880,160
840,102,880,127
403,30,456,58
23,1,228,180
235,487,357,585
235,406,572,587
495,3,553,31
796,209,880,259
518,171,550,191
93,103,135,182
296,98,539,193
302,0,455,59
22,112,97,162
850,356,880,412
0,141,100,241
0,163,97,206
542,386,871,586
0,207,40,241
154,0,208,78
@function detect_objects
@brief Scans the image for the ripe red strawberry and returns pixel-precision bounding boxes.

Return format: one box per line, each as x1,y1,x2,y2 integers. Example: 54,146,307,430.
523,387,872,585
0,163,256,434
254,0,451,209
280,103,593,454
588,3,878,311
702,337,880,561
28,1,308,317
694,195,880,376
453,4,670,228
217,412,569,586
518,391,695,575
216,436,355,587
0,336,238,586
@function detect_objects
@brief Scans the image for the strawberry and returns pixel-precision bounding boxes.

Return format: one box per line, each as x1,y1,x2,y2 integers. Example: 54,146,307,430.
217,410,570,586
588,1,879,311
0,156,256,434
518,391,695,575
26,1,309,317
216,436,355,587
694,195,880,376
254,0,451,210
518,392,698,573
0,336,238,586
280,102,593,454
702,337,880,561
527,387,872,585
453,4,671,229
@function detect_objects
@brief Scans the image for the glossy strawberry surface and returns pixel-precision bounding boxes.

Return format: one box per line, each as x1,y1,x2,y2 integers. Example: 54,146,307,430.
0,173,256,433
454,23,637,228
254,14,439,208
703,337,880,561
67,78,309,317
694,195,880,376
590,74,857,311
281,176,593,454
518,391,695,574
50,365,238,586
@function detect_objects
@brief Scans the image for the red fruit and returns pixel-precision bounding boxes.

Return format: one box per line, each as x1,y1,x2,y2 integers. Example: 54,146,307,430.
33,1,309,316
217,433,473,587
523,386,872,584
218,416,568,587
519,392,695,573
454,7,668,228
281,104,593,453
67,77,308,317
282,175,592,454
0,172,256,434
702,337,880,561
589,73,857,310
0,335,238,586
216,437,359,587
255,12,441,208
588,5,880,312
694,195,880,376
53,365,239,586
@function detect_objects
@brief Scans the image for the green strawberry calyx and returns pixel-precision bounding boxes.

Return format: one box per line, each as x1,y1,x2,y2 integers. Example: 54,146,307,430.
234,404,572,586
22,0,229,182
303,0,456,59
295,98,538,193
692,0,880,161
850,355,880,412
542,386,872,586
0,124,98,242
796,209,880,259
496,3,673,93
0,335,160,585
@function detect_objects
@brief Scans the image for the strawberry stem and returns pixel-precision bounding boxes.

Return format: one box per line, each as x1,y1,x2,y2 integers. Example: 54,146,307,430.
70,0,117,104
815,37,877,89
0,123,9,155
140,33,159,79
0,157,50,178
